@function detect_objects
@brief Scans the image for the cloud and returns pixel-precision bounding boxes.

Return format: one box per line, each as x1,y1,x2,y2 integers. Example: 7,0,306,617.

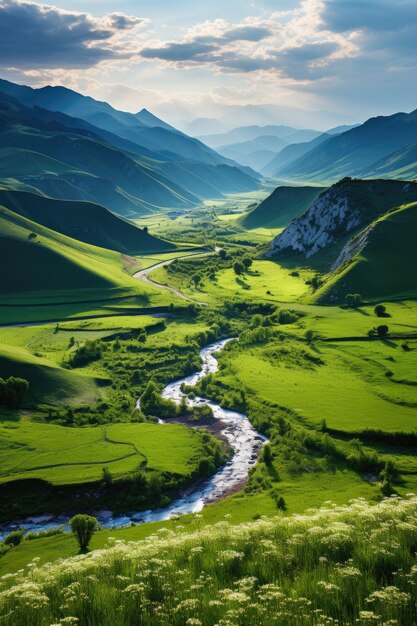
141,41,217,63
321,0,417,33
139,17,278,71
0,0,146,69
138,7,350,80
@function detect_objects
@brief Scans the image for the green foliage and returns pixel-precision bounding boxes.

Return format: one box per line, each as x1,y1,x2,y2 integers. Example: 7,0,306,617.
233,260,244,275
0,376,28,408
376,324,389,338
3,530,24,547
375,304,387,317
69,514,99,552
68,339,103,368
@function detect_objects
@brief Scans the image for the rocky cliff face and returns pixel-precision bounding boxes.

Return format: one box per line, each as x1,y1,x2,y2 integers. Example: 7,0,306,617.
266,184,362,258
266,179,417,261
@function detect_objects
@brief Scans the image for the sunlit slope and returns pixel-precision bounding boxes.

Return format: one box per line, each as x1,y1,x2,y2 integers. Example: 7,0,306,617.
0,343,98,405
316,202,417,302
241,185,326,229
0,189,174,254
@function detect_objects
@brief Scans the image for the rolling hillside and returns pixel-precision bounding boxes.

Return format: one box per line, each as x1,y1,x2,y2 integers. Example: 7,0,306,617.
0,189,173,254
316,201,417,303
241,185,326,229
274,109,417,183
0,204,148,298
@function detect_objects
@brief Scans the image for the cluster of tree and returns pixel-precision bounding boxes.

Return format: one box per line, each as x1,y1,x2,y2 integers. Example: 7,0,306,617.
0,376,29,409
139,380,179,420
68,339,104,367
233,256,253,276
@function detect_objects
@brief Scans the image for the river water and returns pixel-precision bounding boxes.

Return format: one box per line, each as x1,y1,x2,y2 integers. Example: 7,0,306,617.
0,339,265,538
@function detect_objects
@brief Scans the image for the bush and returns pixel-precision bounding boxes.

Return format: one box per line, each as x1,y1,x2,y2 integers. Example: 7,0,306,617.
70,514,99,552
233,261,245,276
374,304,387,317
0,377,29,409
68,339,103,367
3,529,24,547
376,324,389,339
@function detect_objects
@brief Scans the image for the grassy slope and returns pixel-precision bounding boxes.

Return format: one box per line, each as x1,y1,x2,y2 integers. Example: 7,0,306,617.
316,202,417,303
0,204,167,303
3,497,417,625
240,185,326,229
0,344,98,405
0,189,174,254
152,260,315,305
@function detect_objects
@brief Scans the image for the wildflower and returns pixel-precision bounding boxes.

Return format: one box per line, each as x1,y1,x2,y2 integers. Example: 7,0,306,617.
366,586,410,607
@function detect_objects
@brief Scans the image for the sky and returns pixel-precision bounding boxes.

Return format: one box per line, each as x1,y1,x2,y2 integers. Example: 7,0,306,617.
1,0,417,131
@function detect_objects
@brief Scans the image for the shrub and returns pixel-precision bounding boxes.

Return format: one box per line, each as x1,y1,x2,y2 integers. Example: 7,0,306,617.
374,304,387,317
70,514,99,552
3,529,24,547
376,324,389,339
233,261,245,276
0,377,29,409
305,329,314,344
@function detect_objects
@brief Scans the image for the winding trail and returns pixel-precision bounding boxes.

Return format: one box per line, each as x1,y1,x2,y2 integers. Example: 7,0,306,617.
0,339,265,538
133,248,218,303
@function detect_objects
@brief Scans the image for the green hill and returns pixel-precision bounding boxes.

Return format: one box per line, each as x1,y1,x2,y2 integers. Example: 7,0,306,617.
0,189,174,254
241,185,326,229
0,205,148,299
0,344,97,405
316,201,417,303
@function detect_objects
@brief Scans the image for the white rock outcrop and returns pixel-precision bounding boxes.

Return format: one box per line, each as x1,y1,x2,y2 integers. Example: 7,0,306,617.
267,187,362,259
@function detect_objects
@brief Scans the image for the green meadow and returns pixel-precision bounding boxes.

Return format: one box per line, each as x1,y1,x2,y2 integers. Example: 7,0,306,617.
1,187,417,622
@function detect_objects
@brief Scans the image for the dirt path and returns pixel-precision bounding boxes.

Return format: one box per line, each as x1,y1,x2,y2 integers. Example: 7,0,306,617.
133,249,216,303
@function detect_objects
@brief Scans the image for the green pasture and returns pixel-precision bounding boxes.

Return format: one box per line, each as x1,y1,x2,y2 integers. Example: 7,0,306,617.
0,420,206,486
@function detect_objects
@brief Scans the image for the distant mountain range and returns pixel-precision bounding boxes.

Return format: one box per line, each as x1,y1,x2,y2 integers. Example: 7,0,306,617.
270,110,417,183
0,79,260,217
198,124,362,174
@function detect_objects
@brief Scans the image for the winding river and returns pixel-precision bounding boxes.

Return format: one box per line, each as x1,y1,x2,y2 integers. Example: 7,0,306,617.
0,339,265,538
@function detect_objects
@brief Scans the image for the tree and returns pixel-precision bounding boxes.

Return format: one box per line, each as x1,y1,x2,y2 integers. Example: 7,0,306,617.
374,304,387,317
233,261,244,276
191,274,202,288
218,248,227,260
0,377,29,409
70,514,99,552
376,324,389,339
143,226,148,233
261,444,273,465
242,257,253,269
305,329,314,344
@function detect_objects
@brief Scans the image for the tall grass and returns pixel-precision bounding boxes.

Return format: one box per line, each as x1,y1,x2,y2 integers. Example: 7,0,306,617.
2,496,417,625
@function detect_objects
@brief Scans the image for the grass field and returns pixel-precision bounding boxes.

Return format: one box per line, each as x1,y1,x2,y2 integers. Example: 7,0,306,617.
0,421,207,485
152,259,315,304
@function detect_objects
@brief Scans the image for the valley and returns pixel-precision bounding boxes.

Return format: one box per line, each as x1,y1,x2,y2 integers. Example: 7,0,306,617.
1,74,417,626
